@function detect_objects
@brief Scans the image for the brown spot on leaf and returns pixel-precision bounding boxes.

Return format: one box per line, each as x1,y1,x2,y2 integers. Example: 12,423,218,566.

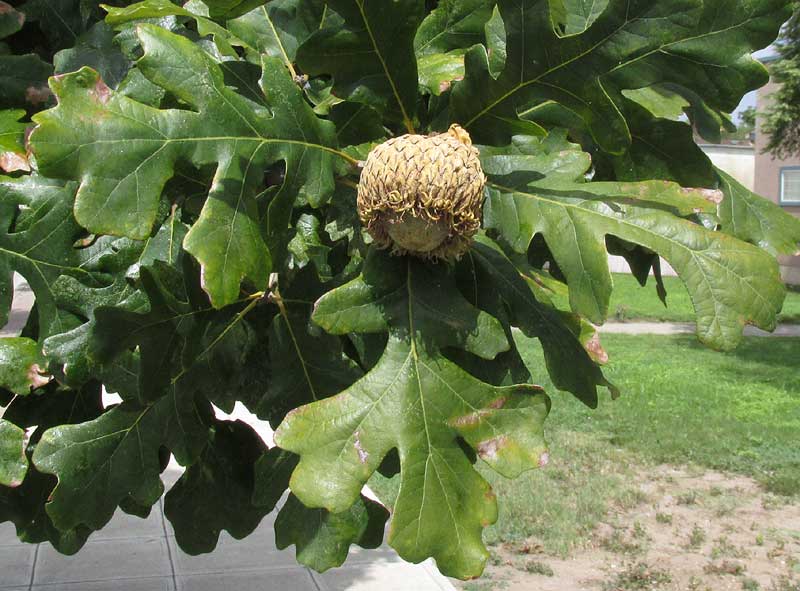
0,151,30,173
450,398,509,428
477,435,507,461
91,79,112,105
585,332,609,364
438,80,451,93
25,86,51,105
354,431,369,464
487,396,508,410
0,2,23,26
27,364,51,389
450,413,479,428
539,451,550,468
681,187,724,205
73,234,97,248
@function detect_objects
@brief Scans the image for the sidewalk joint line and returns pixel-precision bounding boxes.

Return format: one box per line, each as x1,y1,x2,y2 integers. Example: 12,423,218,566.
159,499,179,591
27,544,39,591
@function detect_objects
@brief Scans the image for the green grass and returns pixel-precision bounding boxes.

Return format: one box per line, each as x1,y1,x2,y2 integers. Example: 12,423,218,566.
369,333,800,556
607,273,800,324
369,428,649,557
520,333,800,495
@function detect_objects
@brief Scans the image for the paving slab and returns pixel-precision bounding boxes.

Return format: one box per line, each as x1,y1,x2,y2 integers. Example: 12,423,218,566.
176,569,317,591
168,531,301,576
313,557,455,591
0,491,455,590
0,522,19,546
34,538,172,585
31,577,174,590
0,545,34,587
92,502,165,541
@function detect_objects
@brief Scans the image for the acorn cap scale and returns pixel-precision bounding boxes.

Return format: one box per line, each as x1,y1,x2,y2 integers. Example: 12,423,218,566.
357,124,486,261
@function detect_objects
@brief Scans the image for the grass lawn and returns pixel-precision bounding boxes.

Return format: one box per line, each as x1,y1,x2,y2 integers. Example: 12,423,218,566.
369,333,800,557
607,273,800,324
525,333,800,496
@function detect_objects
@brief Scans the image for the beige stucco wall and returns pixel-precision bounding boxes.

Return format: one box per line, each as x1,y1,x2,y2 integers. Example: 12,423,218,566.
699,145,755,190
756,80,800,280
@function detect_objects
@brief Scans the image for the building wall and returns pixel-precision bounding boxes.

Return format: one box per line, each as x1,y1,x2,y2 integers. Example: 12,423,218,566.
755,80,800,281
699,145,755,190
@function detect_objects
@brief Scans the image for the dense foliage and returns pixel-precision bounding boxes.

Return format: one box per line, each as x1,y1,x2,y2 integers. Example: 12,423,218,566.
0,0,799,580
763,1,800,157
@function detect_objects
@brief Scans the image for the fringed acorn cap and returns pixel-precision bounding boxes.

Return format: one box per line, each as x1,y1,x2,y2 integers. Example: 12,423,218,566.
357,124,486,261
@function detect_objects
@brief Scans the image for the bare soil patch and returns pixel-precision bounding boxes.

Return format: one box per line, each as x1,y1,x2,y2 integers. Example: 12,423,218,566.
458,465,800,591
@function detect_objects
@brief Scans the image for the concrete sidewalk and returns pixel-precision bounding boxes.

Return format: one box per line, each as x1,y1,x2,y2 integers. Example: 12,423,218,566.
599,321,800,337
0,467,455,591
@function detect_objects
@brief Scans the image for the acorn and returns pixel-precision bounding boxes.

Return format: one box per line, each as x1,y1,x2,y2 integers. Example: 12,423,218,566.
357,124,486,261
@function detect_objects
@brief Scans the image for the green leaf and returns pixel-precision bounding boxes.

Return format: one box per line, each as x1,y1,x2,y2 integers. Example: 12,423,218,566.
54,22,131,88
621,86,690,121
202,0,271,20
32,385,212,531
0,338,49,395
418,51,466,96
288,213,333,281
44,256,199,402
227,0,326,66
551,0,608,35
0,110,30,173
328,101,386,147
452,0,791,153
413,0,494,56
103,0,245,58
258,305,362,425
0,177,93,340
252,444,387,571
252,446,298,509
0,419,27,487
296,0,423,130
0,2,25,39
482,132,786,349
42,214,188,391
463,236,615,407
610,102,719,188
1,382,102,553
0,53,53,109
164,420,268,554
484,6,506,78
716,168,800,257
275,493,388,572
275,249,550,578
20,0,104,49
30,25,342,307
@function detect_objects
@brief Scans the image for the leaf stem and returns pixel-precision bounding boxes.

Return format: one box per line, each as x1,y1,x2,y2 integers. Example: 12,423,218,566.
337,177,359,190
270,285,319,400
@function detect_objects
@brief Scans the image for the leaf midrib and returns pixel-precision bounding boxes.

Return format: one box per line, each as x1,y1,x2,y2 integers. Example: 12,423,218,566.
355,0,416,133
465,8,761,128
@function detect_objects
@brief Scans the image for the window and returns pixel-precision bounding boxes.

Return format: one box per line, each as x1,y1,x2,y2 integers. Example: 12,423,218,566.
780,168,800,205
